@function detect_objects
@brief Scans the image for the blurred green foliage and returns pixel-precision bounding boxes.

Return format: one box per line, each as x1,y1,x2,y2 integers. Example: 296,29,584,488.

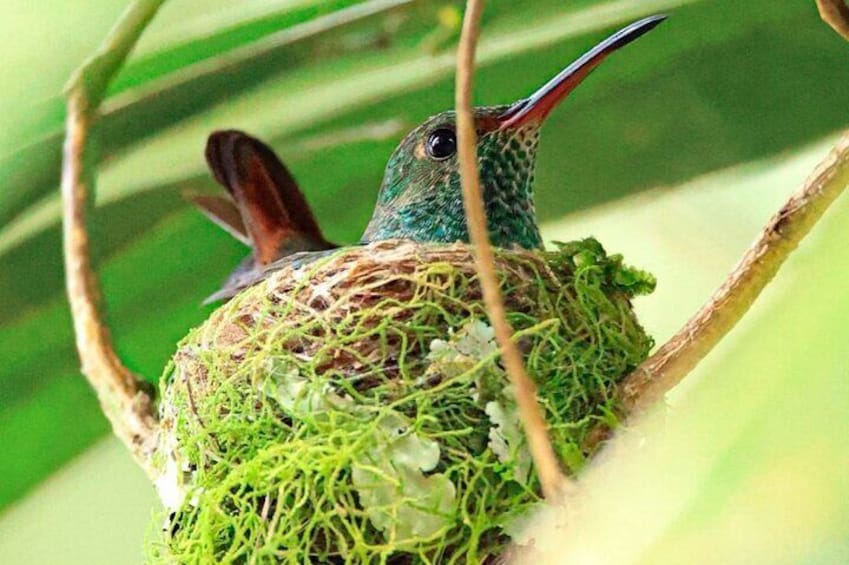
0,3,847,561
530,148,849,564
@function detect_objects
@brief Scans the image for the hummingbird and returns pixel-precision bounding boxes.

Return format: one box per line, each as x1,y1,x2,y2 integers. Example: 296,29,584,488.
192,15,666,302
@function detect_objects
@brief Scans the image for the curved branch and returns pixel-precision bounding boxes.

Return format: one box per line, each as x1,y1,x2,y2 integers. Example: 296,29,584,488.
455,0,569,500
61,0,167,474
816,0,849,41
617,131,849,415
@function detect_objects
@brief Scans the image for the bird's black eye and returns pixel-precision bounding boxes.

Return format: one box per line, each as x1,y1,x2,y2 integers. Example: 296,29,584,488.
426,128,457,160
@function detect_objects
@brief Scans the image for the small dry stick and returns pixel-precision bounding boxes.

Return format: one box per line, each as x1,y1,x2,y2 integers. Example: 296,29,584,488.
616,131,849,416
817,0,849,41
62,0,167,475
455,0,569,500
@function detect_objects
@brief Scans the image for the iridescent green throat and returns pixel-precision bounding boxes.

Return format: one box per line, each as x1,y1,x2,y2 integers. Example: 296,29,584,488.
362,107,543,250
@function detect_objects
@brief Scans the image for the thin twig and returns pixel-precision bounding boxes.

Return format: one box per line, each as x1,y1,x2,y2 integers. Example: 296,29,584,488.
615,131,849,417
817,0,849,41
455,0,569,500
61,0,167,474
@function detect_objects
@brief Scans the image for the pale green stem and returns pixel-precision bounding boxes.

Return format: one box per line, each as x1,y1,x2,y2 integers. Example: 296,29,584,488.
62,0,168,475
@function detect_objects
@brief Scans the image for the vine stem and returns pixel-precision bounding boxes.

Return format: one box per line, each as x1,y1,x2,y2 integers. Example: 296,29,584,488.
455,0,570,500
61,0,167,475
816,0,849,40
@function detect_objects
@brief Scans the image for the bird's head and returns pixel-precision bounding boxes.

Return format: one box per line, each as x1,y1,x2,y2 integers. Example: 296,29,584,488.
362,14,665,249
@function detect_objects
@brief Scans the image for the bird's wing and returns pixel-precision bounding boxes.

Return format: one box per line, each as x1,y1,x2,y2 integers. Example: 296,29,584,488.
184,191,251,246
202,248,343,305
204,129,336,265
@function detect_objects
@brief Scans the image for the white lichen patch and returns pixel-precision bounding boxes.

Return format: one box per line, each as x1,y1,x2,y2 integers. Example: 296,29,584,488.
262,357,352,415
264,356,458,542
428,322,531,485
486,386,531,485
153,431,185,513
428,320,498,370
154,369,190,514
352,413,456,542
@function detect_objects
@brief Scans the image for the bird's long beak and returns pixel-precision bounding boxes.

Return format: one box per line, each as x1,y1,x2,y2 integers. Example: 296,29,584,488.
498,14,666,129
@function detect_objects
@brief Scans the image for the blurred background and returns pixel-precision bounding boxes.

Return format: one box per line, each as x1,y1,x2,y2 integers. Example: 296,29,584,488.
0,0,847,563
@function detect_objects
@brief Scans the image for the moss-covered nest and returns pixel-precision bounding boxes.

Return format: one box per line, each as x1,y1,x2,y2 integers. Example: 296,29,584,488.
147,238,654,563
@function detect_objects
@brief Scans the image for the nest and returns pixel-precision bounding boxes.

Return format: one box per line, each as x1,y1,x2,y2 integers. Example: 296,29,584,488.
147,239,654,563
